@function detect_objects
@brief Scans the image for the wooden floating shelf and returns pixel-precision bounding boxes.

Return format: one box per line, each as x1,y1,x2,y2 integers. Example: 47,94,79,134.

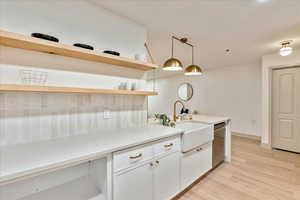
0,84,158,96
0,29,159,71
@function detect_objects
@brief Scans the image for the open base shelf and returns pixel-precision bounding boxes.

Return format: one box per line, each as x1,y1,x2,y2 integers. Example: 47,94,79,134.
1,158,108,200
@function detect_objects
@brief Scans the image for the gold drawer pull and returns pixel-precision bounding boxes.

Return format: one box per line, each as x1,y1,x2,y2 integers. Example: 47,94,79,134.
129,153,142,159
164,143,174,148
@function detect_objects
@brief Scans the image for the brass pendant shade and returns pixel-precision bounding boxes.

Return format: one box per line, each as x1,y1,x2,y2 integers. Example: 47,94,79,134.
184,64,203,75
163,58,183,71
184,44,202,75
163,36,203,75
163,36,183,71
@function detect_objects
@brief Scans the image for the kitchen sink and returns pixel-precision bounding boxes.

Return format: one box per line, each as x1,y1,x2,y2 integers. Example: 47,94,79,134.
176,121,214,153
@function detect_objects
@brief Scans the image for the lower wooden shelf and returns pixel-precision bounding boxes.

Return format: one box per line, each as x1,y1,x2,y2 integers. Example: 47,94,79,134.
0,84,158,96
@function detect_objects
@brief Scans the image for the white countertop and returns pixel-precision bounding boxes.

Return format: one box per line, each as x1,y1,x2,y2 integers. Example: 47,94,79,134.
0,125,182,184
192,114,230,124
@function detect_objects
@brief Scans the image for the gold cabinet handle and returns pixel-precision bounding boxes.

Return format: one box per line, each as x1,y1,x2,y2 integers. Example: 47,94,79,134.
129,153,142,159
164,143,173,148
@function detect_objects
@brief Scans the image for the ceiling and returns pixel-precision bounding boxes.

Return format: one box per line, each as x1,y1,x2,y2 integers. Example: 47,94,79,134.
93,0,300,78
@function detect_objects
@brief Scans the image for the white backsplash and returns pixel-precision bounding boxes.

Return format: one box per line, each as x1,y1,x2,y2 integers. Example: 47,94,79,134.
0,93,147,146
0,63,150,147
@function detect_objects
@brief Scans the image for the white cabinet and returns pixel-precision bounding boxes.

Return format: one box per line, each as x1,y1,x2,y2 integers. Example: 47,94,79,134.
113,163,153,200
154,152,180,200
181,143,212,189
113,137,213,200
113,137,181,200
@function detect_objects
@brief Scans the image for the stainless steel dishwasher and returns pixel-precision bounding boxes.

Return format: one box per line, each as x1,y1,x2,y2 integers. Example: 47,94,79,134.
212,122,226,168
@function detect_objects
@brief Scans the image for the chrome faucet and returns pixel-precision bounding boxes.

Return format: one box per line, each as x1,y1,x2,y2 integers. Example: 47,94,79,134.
173,100,185,121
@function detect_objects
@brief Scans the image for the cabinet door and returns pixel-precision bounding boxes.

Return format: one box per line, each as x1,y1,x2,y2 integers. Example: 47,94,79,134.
113,163,153,200
154,152,180,200
181,144,212,189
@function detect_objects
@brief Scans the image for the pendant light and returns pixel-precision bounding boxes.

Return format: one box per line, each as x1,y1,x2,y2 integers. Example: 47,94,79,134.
279,40,293,56
163,36,183,71
184,45,203,76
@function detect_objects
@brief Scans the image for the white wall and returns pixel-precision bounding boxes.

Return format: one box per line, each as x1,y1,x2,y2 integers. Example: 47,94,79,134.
0,0,149,80
0,0,150,147
148,63,262,136
0,0,151,91
261,48,300,146
0,0,146,59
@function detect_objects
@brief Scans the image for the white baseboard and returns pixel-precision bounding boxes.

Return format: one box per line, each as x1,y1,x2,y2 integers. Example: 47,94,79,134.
232,132,261,141
260,143,272,149
231,132,273,149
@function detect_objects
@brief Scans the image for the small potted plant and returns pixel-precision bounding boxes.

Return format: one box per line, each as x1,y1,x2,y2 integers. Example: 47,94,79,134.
154,114,176,127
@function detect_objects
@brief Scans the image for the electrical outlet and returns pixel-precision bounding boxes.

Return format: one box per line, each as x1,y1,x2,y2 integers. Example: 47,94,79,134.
251,119,257,127
103,110,112,119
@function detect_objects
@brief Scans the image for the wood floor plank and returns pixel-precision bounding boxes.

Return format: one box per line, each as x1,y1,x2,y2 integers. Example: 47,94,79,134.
178,136,300,200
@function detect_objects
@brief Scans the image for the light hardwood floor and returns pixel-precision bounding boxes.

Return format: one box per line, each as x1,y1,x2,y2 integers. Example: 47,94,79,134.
178,136,300,200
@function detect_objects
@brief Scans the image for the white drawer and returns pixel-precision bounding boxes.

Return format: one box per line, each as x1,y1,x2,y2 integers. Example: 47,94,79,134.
153,137,180,156
113,144,154,172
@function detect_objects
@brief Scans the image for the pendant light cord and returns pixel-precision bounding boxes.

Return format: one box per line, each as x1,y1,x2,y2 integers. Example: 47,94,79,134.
171,36,174,58
192,46,194,65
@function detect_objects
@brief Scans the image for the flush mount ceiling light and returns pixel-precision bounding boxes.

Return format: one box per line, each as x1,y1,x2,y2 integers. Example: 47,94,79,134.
163,36,183,71
279,40,293,56
256,0,271,3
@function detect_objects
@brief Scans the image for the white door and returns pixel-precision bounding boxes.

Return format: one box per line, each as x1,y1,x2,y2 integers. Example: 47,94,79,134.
153,152,180,200
272,67,300,153
113,162,153,200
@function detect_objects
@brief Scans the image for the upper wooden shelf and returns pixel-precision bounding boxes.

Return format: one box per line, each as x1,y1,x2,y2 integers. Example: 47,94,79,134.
0,30,159,71
0,84,158,96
